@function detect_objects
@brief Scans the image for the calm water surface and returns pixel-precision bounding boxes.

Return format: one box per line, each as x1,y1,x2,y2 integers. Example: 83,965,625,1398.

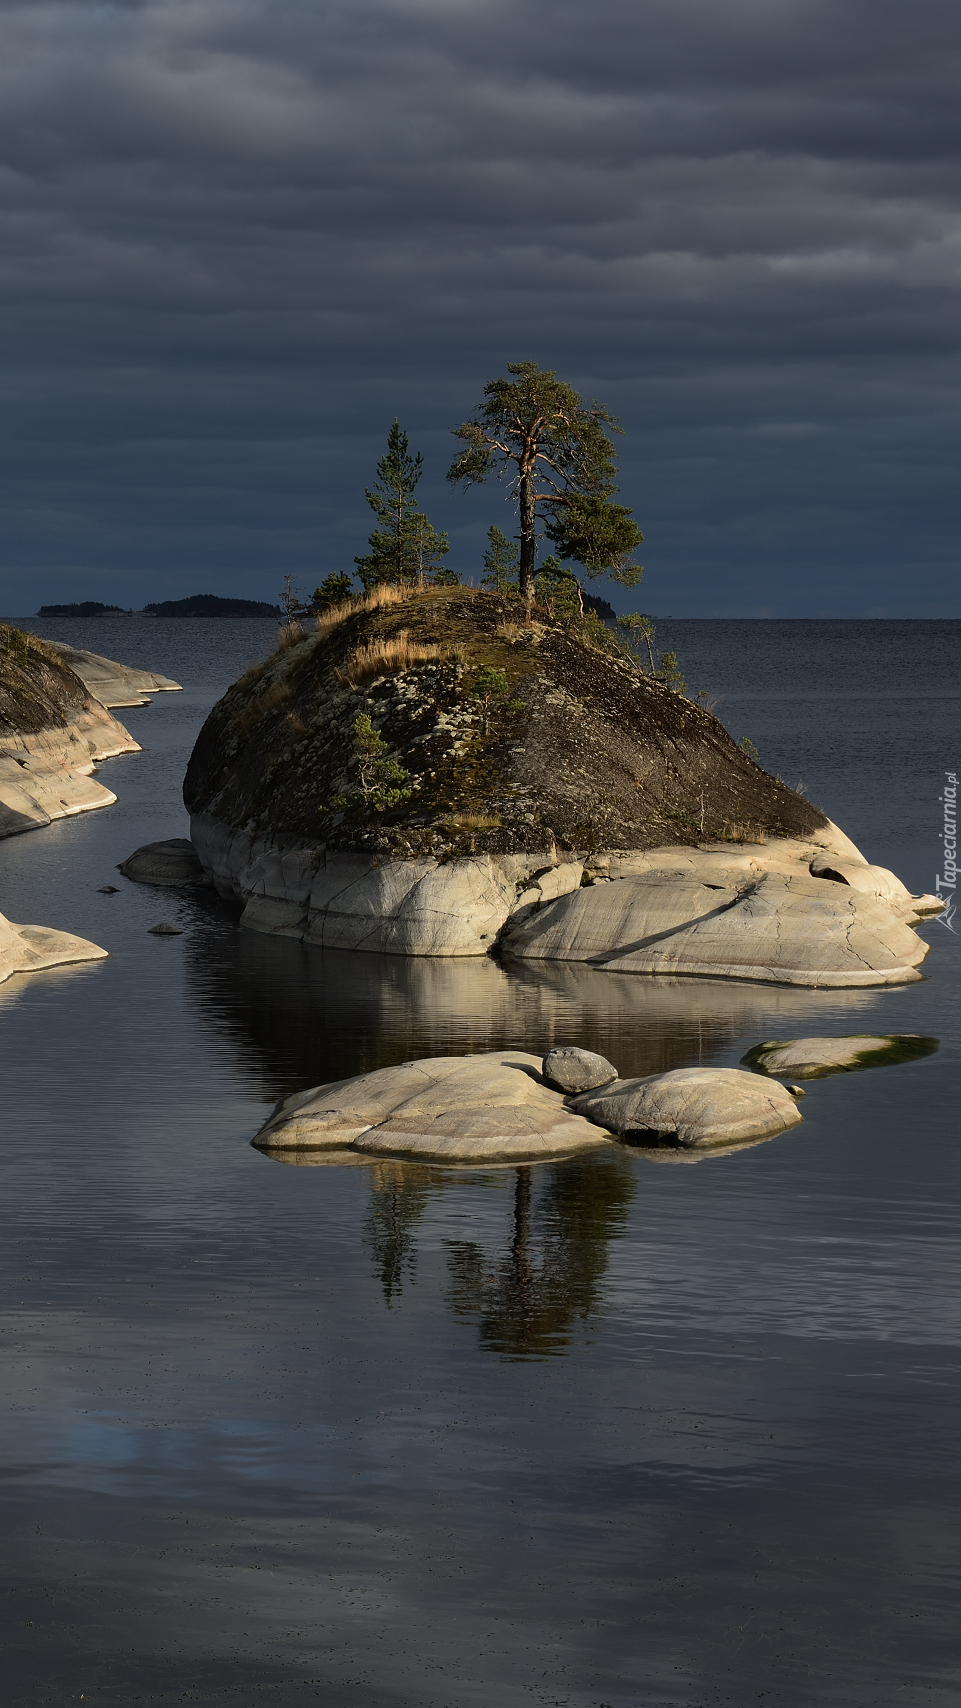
0,617,958,1706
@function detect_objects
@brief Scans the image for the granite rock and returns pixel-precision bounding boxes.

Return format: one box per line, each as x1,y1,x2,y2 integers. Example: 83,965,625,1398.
120,838,209,887
573,1066,804,1148
542,1046,618,1093
253,1051,615,1162
0,909,108,985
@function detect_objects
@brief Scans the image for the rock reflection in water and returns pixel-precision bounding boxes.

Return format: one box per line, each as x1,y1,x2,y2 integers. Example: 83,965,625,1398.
182,916,888,1101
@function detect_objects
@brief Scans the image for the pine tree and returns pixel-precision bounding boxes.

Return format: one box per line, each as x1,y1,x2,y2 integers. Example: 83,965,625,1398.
448,363,643,607
355,420,450,590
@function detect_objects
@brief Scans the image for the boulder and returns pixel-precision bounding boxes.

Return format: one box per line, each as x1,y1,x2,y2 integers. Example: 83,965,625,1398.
572,1066,804,1148
148,922,184,935
48,643,182,708
502,869,928,988
742,1034,939,1079
253,1051,615,1162
0,909,108,985
542,1046,618,1093
119,838,210,887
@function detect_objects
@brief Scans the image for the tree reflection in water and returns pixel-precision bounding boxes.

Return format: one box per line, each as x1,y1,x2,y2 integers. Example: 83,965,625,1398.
446,1156,636,1357
364,1162,435,1305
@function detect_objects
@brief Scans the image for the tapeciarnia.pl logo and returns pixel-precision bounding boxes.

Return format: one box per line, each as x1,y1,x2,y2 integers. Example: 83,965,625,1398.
936,770,957,932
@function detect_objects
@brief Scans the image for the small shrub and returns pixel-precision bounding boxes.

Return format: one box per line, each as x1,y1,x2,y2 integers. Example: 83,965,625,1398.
738,736,760,763
657,651,687,695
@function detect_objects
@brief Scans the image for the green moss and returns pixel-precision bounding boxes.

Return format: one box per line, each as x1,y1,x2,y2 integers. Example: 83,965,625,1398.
742,1035,940,1078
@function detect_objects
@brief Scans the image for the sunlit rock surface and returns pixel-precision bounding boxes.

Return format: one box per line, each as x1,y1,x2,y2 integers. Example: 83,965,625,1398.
573,1066,804,1148
48,643,183,708
254,1051,615,1162
0,626,141,838
0,909,108,985
504,868,930,987
742,1034,939,1079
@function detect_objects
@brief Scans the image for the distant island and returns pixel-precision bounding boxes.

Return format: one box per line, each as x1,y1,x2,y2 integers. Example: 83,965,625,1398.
37,595,281,619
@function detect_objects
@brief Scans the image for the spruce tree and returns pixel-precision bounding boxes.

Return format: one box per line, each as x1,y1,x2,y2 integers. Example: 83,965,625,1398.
355,420,450,590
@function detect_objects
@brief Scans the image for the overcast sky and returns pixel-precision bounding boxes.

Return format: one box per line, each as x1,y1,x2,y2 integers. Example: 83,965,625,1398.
0,0,958,616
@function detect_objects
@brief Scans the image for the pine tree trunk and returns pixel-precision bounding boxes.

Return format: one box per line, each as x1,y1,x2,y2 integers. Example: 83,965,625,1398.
518,466,536,611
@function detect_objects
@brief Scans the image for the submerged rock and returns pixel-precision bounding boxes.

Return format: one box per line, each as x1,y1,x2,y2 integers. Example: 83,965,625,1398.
742,1034,939,1079
120,838,209,887
572,1067,804,1148
147,922,184,935
253,1051,615,1162
542,1047,618,1093
0,909,108,985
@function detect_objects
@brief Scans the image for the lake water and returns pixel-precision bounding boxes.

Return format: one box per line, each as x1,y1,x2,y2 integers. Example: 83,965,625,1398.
1,616,959,1706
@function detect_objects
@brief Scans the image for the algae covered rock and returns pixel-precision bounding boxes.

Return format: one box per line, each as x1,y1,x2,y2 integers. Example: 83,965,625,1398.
742,1034,939,1079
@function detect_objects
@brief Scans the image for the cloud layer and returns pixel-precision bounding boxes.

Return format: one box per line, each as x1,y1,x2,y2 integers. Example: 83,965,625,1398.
0,0,959,614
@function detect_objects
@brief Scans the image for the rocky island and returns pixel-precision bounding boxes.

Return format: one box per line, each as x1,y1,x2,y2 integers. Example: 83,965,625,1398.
175,586,940,984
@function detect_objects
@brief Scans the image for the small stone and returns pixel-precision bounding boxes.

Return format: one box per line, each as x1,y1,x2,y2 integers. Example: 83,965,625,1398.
542,1047,618,1094
98,885,119,894
148,922,183,935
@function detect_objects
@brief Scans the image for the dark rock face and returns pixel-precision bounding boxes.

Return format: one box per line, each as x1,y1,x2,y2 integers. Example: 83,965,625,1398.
183,587,826,861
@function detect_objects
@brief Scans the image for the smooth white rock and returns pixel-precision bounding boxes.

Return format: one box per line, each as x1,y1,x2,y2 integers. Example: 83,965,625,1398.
254,1051,614,1161
572,1066,803,1148
505,869,928,988
0,909,108,985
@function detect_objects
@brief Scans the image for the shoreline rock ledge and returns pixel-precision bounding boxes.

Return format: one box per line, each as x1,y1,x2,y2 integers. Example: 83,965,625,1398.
181,585,941,986
1,625,140,838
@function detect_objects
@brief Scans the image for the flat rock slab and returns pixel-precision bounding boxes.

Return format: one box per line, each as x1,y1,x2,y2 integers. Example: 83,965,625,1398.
742,1034,939,1079
0,910,108,985
50,644,182,708
503,869,928,988
572,1066,803,1149
120,838,209,886
542,1047,617,1093
254,1051,616,1162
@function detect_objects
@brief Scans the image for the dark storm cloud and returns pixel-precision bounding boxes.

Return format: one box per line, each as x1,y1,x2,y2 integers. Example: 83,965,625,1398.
0,0,958,613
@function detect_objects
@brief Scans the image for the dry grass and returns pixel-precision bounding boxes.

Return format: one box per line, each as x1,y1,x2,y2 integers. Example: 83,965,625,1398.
338,632,445,686
286,711,308,737
276,622,307,652
713,822,769,845
315,582,413,643
443,811,502,831
495,622,522,642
